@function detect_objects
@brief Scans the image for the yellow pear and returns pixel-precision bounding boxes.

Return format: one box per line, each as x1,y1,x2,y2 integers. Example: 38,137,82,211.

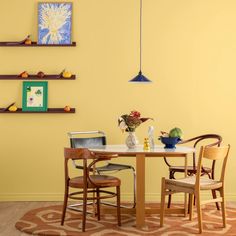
62,71,72,78
8,105,18,112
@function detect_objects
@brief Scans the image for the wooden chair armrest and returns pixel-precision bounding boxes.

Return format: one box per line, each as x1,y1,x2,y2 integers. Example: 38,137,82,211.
95,154,118,159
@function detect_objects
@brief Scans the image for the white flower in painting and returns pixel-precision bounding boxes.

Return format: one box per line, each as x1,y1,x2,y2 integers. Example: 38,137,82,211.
39,3,71,44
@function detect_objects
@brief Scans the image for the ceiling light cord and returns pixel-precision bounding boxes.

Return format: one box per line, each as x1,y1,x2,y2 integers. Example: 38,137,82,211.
129,0,151,82
139,0,142,73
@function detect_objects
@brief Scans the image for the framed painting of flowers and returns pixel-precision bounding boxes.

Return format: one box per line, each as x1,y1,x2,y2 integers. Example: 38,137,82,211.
38,2,72,44
22,81,48,112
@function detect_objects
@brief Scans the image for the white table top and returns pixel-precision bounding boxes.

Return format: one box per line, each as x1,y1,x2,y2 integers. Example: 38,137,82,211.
89,144,195,157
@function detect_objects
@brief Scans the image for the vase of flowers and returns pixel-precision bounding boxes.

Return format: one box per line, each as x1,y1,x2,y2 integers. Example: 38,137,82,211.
125,131,139,149
118,110,152,149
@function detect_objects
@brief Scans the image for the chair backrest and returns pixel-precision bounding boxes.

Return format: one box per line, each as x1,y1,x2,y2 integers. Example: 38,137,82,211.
64,147,115,188
64,147,95,160
67,131,107,171
163,134,222,174
64,147,95,184
195,145,230,187
180,134,222,171
68,131,106,148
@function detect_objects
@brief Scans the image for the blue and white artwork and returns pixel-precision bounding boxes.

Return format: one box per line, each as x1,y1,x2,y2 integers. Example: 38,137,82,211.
38,2,72,44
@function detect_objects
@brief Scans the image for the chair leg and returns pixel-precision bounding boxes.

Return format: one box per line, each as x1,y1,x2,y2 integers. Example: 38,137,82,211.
219,187,226,227
61,185,68,225
96,188,100,221
212,189,220,210
187,193,190,214
116,186,121,226
196,192,203,233
167,171,174,208
189,193,194,221
132,168,137,208
82,188,88,232
160,177,166,227
92,188,96,217
167,194,172,208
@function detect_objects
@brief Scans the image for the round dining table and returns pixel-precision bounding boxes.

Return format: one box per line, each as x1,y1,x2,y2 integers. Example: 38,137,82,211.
90,144,195,228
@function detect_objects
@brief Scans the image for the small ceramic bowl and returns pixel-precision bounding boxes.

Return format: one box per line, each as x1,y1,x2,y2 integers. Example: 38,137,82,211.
160,136,181,149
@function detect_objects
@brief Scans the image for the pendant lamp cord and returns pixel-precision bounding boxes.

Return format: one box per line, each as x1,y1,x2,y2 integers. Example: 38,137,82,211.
139,0,142,72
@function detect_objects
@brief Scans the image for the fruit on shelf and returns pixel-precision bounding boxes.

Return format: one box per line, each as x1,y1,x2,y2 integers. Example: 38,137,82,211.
62,70,72,78
64,106,71,112
4,102,15,111
37,71,45,78
8,105,18,112
24,38,32,45
5,35,31,46
19,71,29,78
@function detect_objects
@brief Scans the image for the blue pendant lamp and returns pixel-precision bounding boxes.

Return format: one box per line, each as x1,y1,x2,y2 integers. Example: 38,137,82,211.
129,0,152,83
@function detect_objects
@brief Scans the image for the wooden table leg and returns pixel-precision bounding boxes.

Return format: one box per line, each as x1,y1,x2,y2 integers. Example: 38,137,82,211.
136,154,145,228
184,154,188,216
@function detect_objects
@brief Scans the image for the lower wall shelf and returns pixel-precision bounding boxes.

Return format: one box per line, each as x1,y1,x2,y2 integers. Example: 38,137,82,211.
0,108,76,113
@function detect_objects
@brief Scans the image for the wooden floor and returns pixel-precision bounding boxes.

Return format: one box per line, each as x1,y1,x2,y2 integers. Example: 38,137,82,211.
1,201,236,236
0,202,62,236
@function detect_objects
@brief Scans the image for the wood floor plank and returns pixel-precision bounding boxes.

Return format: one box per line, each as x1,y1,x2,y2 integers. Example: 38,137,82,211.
0,202,61,236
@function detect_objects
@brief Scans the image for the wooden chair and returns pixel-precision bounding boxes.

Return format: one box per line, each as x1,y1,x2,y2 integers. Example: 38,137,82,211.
68,131,136,209
61,147,121,232
163,134,222,208
160,145,230,233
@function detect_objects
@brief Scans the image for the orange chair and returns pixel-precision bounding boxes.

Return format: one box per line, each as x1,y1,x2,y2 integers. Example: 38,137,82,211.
61,148,121,232
68,131,136,208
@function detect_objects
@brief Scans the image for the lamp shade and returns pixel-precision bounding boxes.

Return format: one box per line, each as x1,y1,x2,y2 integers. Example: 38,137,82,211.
129,71,152,83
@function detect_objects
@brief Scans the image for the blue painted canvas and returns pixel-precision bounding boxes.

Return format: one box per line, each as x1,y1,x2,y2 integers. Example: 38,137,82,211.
38,2,72,44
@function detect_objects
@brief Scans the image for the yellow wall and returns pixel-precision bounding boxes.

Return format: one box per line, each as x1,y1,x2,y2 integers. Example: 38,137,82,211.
0,0,236,201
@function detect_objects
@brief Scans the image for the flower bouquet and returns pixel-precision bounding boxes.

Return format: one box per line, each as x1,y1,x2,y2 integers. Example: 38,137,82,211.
118,110,152,148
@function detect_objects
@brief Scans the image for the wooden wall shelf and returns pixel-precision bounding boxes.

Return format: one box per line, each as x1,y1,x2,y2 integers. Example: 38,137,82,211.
0,75,76,80
0,38,76,113
0,42,76,47
0,108,76,113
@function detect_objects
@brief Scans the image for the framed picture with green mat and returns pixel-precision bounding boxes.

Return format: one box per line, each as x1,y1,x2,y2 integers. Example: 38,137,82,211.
22,81,48,112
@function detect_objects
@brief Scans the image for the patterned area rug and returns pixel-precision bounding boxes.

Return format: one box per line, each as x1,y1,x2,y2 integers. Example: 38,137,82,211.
15,204,236,235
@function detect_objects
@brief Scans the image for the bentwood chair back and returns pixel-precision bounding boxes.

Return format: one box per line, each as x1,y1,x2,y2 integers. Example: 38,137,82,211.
61,147,121,232
160,145,230,233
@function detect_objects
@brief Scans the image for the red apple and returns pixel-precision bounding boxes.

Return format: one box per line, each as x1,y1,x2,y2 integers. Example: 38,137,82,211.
37,71,45,78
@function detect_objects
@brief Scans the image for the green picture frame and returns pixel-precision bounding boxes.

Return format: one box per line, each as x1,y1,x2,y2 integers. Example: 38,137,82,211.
22,81,48,112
